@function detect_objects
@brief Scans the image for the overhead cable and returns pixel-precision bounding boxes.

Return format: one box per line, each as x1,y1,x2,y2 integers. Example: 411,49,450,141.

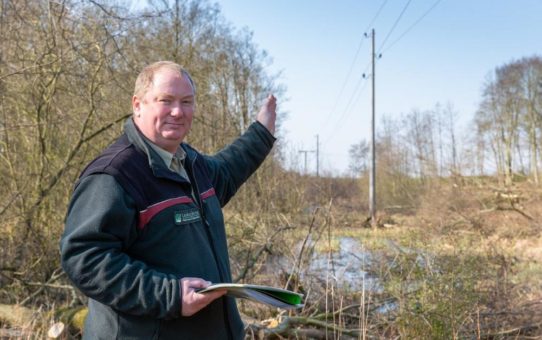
380,0,444,54
377,0,413,54
319,0,389,131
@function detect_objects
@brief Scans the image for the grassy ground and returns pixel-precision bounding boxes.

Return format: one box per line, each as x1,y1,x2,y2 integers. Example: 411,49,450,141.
240,179,542,338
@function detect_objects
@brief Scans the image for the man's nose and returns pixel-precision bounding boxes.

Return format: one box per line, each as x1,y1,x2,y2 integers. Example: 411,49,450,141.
171,102,184,117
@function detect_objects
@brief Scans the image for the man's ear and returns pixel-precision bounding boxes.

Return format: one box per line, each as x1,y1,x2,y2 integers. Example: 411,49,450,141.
132,95,141,116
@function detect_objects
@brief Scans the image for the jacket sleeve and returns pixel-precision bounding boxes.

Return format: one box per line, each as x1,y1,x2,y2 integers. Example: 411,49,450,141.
203,121,276,206
60,174,182,319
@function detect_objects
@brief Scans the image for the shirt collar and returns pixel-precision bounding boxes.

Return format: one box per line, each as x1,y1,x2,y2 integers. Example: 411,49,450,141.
124,118,193,182
142,135,186,170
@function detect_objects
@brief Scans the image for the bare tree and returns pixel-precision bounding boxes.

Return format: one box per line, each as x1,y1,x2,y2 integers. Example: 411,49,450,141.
403,109,438,181
518,57,542,185
0,0,284,305
348,139,369,175
475,56,542,185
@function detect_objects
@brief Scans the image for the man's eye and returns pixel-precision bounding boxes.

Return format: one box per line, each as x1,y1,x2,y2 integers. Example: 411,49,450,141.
160,99,171,103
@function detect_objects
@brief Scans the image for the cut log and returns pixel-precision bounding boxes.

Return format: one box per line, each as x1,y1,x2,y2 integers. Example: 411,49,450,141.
0,304,35,328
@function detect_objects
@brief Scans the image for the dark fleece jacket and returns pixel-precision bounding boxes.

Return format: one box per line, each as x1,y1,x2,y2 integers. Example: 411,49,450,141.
60,118,275,339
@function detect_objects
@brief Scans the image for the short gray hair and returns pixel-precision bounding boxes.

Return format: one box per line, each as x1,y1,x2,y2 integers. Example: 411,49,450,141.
134,61,195,98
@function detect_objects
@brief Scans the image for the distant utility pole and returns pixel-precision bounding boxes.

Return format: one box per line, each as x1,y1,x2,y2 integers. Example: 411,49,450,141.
299,150,315,174
315,135,320,177
369,28,377,229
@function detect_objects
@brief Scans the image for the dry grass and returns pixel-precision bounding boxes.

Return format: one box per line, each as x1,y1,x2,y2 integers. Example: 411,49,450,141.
2,177,541,339
261,178,542,338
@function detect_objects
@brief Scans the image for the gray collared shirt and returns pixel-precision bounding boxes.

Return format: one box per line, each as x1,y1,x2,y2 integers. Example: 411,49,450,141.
144,138,191,183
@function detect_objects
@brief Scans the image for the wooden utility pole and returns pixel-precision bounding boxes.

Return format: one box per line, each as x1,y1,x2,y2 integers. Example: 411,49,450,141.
369,28,377,229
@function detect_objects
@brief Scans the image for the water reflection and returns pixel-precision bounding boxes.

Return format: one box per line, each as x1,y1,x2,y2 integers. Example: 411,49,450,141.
307,237,383,293
265,237,383,293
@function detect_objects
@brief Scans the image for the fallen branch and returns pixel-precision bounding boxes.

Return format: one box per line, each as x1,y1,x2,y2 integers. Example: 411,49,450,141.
20,268,69,305
495,206,534,221
0,328,32,338
312,303,363,320
486,321,542,337
246,315,364,339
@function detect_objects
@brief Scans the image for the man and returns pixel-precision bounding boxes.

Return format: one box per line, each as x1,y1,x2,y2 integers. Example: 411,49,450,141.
60,61,277,339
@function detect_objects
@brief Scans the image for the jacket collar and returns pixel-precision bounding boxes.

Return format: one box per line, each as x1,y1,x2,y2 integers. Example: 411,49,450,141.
124,118,191,183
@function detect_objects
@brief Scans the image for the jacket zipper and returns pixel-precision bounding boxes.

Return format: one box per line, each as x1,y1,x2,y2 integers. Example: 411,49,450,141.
187,154,234,340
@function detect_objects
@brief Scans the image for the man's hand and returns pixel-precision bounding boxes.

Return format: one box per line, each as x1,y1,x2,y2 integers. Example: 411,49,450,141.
180,278,226,317
256,94,277,135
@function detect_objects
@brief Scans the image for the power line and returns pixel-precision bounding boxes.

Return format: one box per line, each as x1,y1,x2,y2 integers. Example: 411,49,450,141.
324,0,442,143
323,0,414,144
319,42,367,130
380,0,444,54
319,41,366,131
333,0,442,144
365,0,390,32
323,61,372,145
324,1,412,145
318,0,443,174
318,0,390,132
377,0,413,54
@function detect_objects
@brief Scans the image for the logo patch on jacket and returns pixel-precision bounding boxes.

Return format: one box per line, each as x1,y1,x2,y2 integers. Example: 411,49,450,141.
174,209,201,225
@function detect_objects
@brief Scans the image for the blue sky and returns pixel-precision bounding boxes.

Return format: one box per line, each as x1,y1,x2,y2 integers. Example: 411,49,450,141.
217,0,542,175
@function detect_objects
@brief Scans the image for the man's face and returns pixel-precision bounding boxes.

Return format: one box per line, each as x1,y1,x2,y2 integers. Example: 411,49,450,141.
132,69,195,153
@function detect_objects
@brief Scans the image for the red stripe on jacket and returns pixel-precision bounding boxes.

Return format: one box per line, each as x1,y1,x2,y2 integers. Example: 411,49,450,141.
200,188,216,200
138,196,193,229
